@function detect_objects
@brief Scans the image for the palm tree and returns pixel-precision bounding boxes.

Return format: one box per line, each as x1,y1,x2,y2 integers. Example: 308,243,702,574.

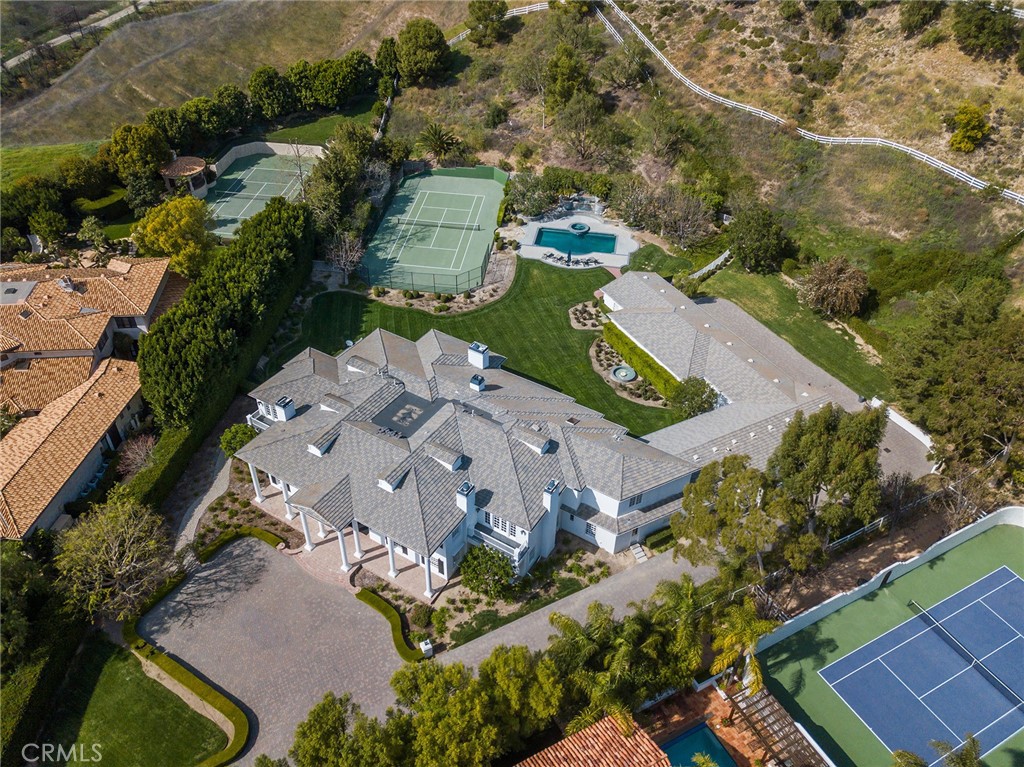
710,598,780,694
891,751,927,767
563,669,634,736
930,735,981,767
651,574,704,679
692,755,719,767
416,122,461,165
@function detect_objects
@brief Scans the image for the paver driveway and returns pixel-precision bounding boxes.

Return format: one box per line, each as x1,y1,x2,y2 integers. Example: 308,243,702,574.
139,538,403,764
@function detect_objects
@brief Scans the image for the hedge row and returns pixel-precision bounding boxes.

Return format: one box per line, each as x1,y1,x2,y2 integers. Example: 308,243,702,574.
72,186,130,222
602,321,682,400
0,601,87,767
355,588,424,662
195,526,285,564
127,200,313,510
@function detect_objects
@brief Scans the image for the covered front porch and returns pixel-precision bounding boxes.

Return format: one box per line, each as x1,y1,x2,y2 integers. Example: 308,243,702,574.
248,471,448,603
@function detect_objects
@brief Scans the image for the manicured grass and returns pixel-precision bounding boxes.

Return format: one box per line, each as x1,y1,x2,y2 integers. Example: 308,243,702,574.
102,213,139,241
265,96,378,145
271,260,681,436
41,636,226,767
0,141,102,189
701,263,891,398
624,235,729,279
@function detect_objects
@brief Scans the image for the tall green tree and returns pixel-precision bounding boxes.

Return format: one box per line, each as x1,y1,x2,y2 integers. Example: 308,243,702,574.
375,37,399,82
899,1,944,36
177,96,226,148
289,692,412,767
709,598,779,694
305,122,374,237
554,90,606,160
478,645,562,753
952,0,1018,58
467,0,510,47
892,752,928,767
458,544,514,600
27,208,67,247
1,541,48,667
54,491,175,621
108,123,170,183
397,18,450,86
213,84,251,133
249,65,294,120
729,205,790,274
545,43,591,115
132,195,217,278
930,734,982,767
285,59,318,113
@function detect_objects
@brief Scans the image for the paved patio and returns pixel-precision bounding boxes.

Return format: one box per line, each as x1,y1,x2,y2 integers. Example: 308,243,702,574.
138,537,404,764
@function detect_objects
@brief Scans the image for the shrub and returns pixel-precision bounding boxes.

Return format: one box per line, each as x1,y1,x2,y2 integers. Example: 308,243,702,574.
355,589,423,661
434,303,450,313
72,186,131,222
431,606,451,638
409,602,434,629
484,101,509,129
195,526,284,564
460,544,515,600
462,290,471,300
781,257,800,277
220,423,258,458
603,322,682,401
118,434,156,480
948,101,990,153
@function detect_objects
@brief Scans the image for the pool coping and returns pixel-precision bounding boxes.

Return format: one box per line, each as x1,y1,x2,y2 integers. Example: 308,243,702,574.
519,212,640,269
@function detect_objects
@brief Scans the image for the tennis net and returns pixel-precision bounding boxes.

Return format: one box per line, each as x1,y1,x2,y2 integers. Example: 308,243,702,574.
394,218,480,231
218,190,298,202
909,599,1024,708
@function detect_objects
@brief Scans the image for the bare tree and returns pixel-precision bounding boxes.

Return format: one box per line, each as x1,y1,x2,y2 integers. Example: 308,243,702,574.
118,434,156,480
879,470,923,531
800,257,869,319
363,159,391,204
939,463,990,533
288,140,309,201
324,232,364,284
611,177,656,228
657,187,712,247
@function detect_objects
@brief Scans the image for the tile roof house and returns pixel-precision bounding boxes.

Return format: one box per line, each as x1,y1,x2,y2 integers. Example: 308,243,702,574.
0,359,143,539
515,717,670,767
0,258,171,414
236,330,699,597
602,272,932,478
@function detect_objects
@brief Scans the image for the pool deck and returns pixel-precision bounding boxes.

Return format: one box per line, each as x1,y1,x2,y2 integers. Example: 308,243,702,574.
644,685,761,766
514,212,640,269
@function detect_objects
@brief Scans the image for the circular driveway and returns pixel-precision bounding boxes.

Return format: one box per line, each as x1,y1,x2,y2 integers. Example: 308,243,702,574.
139,538,403,764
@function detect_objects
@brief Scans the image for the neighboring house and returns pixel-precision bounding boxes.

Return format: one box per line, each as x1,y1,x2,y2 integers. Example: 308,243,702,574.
602,272,932,478
514,716,670,767
0,359,143,539
0,258,172,414
236,330,699,597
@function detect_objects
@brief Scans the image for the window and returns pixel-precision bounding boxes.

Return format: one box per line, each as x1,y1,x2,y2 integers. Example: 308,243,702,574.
509,524,518,537
434,557,445,576
258,400,274,418
483,511,492,526
628,493,644,508
115,317,138,329
585,522,597,537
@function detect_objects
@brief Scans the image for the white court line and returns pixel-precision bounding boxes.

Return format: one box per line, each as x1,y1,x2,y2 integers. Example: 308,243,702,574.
969,702,1024,766
981,599,1024,640
390,191,429,265
448,197,478,271
820,569,1020,685
419,203,476,213
919,635,1022,698
420,190,487,199
453,194,485,273
235,183,270,219
427,206,450,250
878,658,963,745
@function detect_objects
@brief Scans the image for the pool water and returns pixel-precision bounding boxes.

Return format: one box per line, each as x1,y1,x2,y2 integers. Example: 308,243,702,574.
535,227,617,255
660,723,738,767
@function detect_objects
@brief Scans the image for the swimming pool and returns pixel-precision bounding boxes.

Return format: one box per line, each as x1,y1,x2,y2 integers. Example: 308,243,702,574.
660,723,738,767
534,227,617,255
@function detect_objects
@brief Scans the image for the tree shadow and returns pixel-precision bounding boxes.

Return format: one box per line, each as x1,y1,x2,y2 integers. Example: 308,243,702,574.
138,539,269,639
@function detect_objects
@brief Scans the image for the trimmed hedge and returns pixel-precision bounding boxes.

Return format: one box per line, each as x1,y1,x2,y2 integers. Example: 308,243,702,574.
195,526,285,564
122,571,247,767
0,600,87,767
355,589,424,662
72,186,130,222
603,321,682,400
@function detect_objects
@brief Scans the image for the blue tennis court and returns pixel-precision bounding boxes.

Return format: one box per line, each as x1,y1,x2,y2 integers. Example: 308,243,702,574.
819,567,1024,762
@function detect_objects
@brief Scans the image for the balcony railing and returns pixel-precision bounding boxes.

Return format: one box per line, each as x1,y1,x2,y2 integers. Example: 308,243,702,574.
247,410,274,432
471,525,527,571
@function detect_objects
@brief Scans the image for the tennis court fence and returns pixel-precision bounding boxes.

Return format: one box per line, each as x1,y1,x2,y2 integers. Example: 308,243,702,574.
359,251,490,293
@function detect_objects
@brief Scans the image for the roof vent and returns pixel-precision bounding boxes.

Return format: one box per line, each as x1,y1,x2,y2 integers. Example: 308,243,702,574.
772,378,780,383
458,481,475,497
747,358,754,363
274,396,296,421
703,323,710,328
57,275,75,292
544,478,559,494
469,373,485,392
726,341,732,346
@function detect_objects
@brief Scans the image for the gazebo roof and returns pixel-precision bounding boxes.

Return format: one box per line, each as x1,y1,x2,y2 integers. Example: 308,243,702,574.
159,156,206,178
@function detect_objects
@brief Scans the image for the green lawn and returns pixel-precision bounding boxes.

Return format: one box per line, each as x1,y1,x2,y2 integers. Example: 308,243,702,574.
624,235,729,280
41,636,226,767
701,263,891,398
0,141,102,189
265,96,378,146
102,214,139,241
271,260,681,436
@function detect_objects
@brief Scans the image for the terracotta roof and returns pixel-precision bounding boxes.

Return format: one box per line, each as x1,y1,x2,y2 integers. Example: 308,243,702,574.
0,259,169,356
0,357,95,412
159,156,206,177
515,718,670,767
0,359,140,539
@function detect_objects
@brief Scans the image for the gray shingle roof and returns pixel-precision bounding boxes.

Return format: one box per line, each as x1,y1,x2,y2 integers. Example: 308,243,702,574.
239,330,690,555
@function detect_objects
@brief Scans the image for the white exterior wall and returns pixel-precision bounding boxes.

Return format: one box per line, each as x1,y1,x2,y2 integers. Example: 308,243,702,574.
209,142,325,176
29,442,105,537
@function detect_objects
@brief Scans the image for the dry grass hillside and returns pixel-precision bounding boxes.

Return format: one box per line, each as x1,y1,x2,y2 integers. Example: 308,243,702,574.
1,0,466,146
627,1,1024,191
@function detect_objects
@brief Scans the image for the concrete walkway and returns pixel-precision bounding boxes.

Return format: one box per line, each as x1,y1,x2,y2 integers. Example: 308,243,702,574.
442,550,716,671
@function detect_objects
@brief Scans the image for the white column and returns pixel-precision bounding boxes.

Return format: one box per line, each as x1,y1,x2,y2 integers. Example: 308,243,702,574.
248,463,264,503
282,483,296,520
386,537,398,579
316,519,326,539
337,529,350,572
298,510,314,552
351,521,364,558
423,557,434,599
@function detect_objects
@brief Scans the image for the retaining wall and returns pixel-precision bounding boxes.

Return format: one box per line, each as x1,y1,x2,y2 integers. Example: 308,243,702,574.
210,141,325,175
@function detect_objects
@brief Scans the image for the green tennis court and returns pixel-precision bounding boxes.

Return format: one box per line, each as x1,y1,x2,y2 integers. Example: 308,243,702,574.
362,167,507,293
760,523,1024,767
207,153,316,238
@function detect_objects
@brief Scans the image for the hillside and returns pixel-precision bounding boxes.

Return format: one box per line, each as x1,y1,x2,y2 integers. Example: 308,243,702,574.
625,1,1024,192
0,0,466,146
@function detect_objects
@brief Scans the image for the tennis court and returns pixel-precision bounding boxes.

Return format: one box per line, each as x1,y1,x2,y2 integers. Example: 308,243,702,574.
361,167,506,293
207,153,316,238
820,567,1024,761
760,522,1024,767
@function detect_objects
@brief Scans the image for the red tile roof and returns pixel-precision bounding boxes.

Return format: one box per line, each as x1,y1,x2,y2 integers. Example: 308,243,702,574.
516,718,670,767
